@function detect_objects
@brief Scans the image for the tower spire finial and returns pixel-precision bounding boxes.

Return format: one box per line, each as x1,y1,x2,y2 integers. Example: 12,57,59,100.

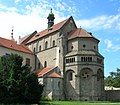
50,8,52,13
11,26,14,35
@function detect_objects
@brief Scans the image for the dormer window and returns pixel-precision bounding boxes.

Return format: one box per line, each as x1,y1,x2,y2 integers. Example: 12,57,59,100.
35,34,39,37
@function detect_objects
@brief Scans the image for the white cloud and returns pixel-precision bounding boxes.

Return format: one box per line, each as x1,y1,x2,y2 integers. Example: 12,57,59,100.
105,39,113,48
0,5,18,12
0,0,120,45
104,39,120,52
0,1,68,42
15,0,21,4
76,14,120,31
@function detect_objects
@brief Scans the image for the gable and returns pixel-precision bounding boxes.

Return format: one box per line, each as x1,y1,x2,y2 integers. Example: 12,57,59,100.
60,16,77,37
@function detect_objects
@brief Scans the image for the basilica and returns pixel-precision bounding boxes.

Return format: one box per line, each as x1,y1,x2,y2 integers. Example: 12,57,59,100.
0,9,105,101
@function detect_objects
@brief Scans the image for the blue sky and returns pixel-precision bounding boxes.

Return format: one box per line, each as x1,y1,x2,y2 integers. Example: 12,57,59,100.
0,0,120,76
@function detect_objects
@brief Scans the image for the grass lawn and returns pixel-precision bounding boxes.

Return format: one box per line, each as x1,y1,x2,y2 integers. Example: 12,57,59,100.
41,101,120,105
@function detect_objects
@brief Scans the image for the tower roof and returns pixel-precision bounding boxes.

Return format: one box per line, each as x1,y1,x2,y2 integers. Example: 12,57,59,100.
67,28,99,41
48,8,54,17
47,8,55,28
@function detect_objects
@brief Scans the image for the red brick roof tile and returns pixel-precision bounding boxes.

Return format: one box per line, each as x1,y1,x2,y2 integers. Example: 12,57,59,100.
26,18,69,44
0,37,33,54
48,72,62,78
34,67,56,77
67,28,99,41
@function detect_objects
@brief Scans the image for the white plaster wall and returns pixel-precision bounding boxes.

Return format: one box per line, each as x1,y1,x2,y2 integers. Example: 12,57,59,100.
0,46,35,70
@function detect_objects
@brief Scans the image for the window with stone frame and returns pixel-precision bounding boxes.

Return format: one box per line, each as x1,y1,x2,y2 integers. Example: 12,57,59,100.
26,58,30,65
45,41,48,49
33,48,36,53
39,45,41,51
53,40,55,47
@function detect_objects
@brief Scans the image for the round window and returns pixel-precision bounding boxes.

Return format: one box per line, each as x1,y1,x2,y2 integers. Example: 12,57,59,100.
83,44,86,48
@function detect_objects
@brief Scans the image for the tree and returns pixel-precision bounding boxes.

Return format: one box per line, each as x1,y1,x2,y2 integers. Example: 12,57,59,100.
0,53,43,104
104,68,120,88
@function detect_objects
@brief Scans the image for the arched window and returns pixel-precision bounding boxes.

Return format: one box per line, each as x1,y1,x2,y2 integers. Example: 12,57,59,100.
53,40,55,47
44,61,47,68
69,72,73,81
45,41,48,49
39,45,41,51
33,48,36,53
58,81,61,88
67,71,73,81
38,63,40,69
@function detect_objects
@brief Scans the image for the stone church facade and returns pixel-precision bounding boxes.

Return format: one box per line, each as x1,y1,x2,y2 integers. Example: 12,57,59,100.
21,9,105,101
0,9,105,101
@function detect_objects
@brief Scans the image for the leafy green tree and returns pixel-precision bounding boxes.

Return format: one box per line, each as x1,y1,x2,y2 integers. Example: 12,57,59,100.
104,68,120,88
0,53,43,104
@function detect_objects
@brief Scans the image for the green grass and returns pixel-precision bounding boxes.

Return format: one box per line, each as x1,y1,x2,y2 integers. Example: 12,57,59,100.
40,101,120,105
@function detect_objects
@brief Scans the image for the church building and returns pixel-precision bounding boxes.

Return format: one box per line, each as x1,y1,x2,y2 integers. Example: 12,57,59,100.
0,9,105,101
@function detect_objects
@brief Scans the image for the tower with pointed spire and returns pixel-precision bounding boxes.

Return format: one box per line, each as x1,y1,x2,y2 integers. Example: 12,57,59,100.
47,8,55,29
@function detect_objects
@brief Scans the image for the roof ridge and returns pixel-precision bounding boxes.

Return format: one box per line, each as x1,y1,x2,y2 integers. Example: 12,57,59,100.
0,36,16,42
38,66,57,76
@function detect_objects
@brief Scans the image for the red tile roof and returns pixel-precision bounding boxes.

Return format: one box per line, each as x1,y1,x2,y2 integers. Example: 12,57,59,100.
34,67,62,78
48,72,62,78
34,67,56,77
67,28,99,41
26,17,69,44
0,37,33,54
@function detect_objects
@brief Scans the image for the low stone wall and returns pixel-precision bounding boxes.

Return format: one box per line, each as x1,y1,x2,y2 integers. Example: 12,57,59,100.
105,90,120,101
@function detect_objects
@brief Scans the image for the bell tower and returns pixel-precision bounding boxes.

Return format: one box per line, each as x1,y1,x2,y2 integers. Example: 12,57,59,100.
47,8,55,29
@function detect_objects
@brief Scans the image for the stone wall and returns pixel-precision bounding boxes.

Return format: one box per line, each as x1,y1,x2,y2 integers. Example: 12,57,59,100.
105,90,120,101
43,77,64,100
